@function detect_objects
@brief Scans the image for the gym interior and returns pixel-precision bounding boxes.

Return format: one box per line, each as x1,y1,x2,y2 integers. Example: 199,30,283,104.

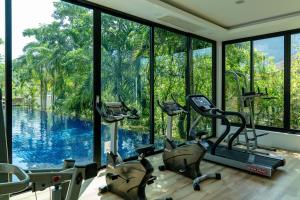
1,0,300,199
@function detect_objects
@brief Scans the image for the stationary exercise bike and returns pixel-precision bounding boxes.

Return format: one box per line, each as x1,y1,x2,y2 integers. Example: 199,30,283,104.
97,97,171,200
157,97,221,191
0,89,97,200
0,160,97,200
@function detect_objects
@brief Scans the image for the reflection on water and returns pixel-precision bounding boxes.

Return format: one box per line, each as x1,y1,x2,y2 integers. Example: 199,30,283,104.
12,107,164,169
12,107,93,169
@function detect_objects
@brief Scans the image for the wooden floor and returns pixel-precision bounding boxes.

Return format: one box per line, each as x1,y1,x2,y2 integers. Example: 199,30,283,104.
12,150,300,200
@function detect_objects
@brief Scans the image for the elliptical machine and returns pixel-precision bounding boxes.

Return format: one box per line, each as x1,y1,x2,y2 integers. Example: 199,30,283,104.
157,97,221,191
97,97,169,200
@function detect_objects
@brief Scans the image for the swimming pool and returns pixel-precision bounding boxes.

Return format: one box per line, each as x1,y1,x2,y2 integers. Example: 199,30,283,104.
12,107,163,169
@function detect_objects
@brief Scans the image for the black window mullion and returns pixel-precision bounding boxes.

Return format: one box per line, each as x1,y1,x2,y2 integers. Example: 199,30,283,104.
221,42,226,111
250,40,254,92
284,34,291,130
93,10,101,167
186,36,192,140
212,41,217,137
5,0,12,164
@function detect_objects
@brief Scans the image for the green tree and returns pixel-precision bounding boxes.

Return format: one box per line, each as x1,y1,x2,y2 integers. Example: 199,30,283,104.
290,50,300,128
13,2,93,118
191,40,213,136
101,13,150,132
154,28,187,140
225,42,284,127
0,38,4,90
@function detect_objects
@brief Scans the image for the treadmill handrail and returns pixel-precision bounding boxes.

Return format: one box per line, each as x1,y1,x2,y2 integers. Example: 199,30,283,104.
187,94,246,150
211,116,231,155
218,110,246,150
202,108,247,150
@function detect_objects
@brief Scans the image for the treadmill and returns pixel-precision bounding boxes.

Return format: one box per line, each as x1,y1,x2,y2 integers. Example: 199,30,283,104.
187,94,285,177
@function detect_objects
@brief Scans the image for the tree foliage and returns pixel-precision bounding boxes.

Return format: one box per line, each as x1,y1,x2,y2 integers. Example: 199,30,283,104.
225,41,289,127
0,38,4,90
12,2,214,142
13,2,93,118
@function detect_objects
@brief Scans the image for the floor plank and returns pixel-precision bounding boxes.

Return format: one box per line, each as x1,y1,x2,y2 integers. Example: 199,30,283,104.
11,149,300,200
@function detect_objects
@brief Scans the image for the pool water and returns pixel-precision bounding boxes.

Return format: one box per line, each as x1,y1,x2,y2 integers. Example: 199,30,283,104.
12,107,163,169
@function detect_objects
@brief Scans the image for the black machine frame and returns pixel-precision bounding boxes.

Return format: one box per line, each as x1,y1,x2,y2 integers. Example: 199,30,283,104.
222,28,300,134
3,0,217,168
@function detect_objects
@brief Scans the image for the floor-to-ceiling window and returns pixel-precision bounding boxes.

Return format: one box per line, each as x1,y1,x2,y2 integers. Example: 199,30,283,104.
154,28,187,149
4,0,216,168
253,37,284,127
12,0,93,168
191,38,213,136
223,32,300,132
291,34,300,130
224,42,251,114
100,13,150,164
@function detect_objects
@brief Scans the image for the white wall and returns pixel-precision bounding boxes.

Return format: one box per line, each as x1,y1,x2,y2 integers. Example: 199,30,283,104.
216,42,300,153
219,125,300,153
216,41,223,136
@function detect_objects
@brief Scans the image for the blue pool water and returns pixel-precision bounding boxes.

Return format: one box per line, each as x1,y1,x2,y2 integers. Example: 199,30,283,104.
12,107,164,169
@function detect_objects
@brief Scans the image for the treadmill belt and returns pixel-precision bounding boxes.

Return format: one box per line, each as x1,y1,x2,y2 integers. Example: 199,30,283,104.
211,145,284,168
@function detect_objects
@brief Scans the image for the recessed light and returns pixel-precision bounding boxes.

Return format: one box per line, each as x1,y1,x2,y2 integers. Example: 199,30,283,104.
236,0,245,4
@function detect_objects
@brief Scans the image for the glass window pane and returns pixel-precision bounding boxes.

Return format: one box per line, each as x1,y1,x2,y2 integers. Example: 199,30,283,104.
154,28,187,150
101,13,150,165
0,0,4,95
290,34,300,129
225,42,251,114
12,1,93,169
191,38,213,136
253,37,284,127
0,0,5,164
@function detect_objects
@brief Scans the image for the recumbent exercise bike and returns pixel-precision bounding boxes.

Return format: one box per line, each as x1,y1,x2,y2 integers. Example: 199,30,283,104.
97,97,172,200
157,97,221,191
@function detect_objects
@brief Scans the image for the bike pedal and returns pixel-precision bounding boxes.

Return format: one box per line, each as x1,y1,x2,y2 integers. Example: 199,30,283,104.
158,165,166,171
147,176,157,185
179,169,186,173
98,186,108,194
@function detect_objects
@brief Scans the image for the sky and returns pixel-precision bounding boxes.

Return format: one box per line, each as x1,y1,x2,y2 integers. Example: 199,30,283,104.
254,37,284,64
0,0,56,59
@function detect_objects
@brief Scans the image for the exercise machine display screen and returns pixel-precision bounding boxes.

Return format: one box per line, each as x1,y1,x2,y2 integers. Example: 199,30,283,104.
190,96,213,111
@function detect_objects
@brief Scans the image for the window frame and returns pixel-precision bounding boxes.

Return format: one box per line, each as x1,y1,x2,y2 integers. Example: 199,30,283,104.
222,28,300,134
4,0,217,168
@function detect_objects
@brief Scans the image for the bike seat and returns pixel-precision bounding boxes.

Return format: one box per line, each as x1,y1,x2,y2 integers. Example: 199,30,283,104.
135,144,155,155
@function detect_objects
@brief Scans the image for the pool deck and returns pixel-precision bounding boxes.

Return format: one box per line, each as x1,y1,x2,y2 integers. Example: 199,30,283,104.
11,149,300,200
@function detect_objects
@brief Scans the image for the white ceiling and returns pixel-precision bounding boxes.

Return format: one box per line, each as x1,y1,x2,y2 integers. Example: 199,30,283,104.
162,0,300,29
88,0,300,41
